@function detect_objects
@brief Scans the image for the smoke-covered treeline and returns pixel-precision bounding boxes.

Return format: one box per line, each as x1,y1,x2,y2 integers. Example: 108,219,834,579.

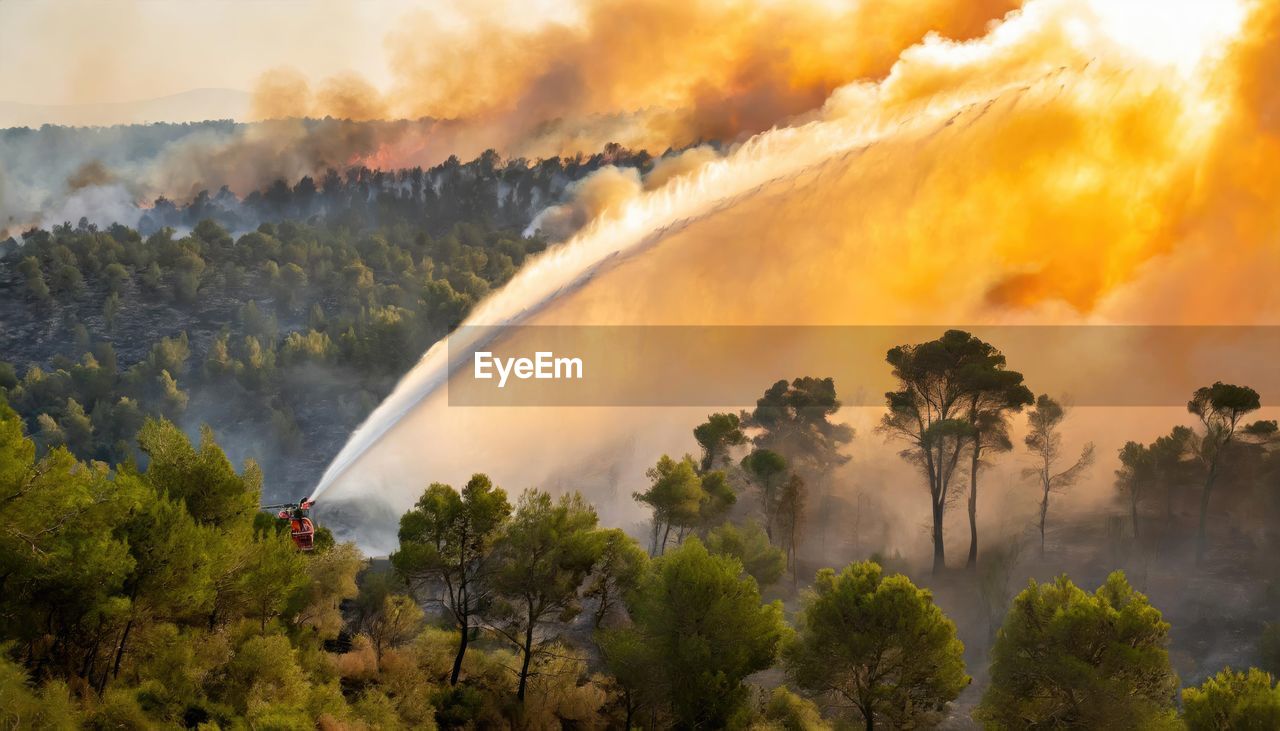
0,119,659,238
595,330,1280,720
134,143,660,239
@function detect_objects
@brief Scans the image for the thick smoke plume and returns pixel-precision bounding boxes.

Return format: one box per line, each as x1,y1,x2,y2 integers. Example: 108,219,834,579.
313,0,1275,558
523,145,719,238
1,0,1022,234
198,0,1025,190
0,119,412,235
253,0,1021,152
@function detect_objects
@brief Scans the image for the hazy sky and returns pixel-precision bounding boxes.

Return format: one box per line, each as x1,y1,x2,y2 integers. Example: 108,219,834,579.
0,0,568,106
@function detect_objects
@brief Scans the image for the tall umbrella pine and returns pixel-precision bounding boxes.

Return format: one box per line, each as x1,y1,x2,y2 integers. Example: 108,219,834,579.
880,330,1027,573
958,361,1032,569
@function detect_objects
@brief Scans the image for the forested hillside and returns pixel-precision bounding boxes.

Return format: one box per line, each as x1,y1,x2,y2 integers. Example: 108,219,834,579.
0,146,654,501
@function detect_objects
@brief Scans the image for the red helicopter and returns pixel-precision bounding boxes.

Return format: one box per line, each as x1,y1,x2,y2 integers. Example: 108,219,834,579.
262,498,318,551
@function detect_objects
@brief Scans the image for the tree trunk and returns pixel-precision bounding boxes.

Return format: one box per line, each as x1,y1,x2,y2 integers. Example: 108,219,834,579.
967,448,980,570
593,587,609,628
1039,482,1049,556
931,496,946,574
81,630,101,687
111,618,134,680
660,522,672,556
1130,483,1141,541
624,688,633,730
791,529,799,592
516,610,535,702
764,480,774,540
450,617,469,685
1196,466,1219,564
821,488,830,555
95,666,110,696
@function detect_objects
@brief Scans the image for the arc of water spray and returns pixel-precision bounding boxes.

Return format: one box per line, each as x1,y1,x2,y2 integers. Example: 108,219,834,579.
309,79,1044,502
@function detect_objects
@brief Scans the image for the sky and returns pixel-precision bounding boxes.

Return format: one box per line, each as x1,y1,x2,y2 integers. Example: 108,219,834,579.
0,0,568,109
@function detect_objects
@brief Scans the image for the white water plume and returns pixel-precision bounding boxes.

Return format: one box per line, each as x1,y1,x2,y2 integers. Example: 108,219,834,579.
309,78,1035,506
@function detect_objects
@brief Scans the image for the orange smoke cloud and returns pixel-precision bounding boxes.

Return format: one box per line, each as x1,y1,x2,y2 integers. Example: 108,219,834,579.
525,166,642,239
511,0,1257,323
1090,0,1280,323
249,0,1022,169
100,0,1025,207
143,118,419,200
317,0,1279,530
252,69,389,123
66,160,117,192
384,0,1020,140
525,146,723,239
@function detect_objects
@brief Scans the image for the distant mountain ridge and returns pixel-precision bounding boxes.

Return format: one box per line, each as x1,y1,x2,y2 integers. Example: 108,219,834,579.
0,88,251,128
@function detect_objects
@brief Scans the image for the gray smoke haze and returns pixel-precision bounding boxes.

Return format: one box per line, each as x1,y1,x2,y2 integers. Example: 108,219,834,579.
0,120,400,236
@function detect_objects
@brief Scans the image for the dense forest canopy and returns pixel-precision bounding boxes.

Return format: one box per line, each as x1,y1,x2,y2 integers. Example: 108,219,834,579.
0,118,665,237
0,145,659,502
7,358,1280,728
0,216,536,503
